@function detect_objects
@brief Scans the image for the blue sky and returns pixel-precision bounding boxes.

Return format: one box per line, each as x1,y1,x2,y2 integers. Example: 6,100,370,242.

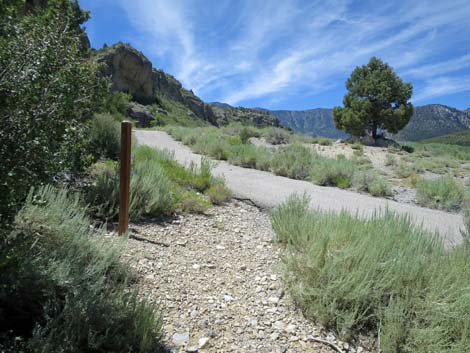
80,0,470,110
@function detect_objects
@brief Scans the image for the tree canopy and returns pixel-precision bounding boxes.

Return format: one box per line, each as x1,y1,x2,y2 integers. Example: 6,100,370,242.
333,57,413,139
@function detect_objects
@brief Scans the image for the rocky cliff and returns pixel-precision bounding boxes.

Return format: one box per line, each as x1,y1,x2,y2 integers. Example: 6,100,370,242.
96,44,154,104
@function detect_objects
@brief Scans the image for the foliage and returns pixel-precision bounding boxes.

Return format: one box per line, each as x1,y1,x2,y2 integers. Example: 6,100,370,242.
270,194,470,353
353,170,392,197
86,146,230,220
0,9,107,223
0,186,162,352
265,127,291,145
416,176,464,211
462,209,470,245
420,130,470,147
310,156,355,189
333,57,413,139
384,154,397,166
87,113,121,161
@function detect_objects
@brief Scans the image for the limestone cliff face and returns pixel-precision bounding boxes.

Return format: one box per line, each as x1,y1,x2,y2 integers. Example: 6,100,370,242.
97,44,154,103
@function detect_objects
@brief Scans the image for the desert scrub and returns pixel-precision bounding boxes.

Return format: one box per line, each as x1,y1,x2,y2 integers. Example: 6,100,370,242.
264,127,291,144
87,113,121,161
416,176,464,211
310,155,355,188
270,144,317,179
0,186,162,352
87,146,231,220
353,170,392,197
384,153,397,166
270,194,470,353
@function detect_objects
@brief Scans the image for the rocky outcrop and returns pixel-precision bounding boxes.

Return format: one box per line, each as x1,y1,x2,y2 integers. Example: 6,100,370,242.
152,69,218,125
127,103,154,128
97,44,154,104
210,103,281,127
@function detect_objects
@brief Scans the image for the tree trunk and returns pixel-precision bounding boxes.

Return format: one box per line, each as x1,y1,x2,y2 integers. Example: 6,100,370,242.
371,123,378,140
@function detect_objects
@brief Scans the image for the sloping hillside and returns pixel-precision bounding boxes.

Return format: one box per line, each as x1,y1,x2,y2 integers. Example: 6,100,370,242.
262,104,470,141
267,108,347,139
394,104,470,141
420,130,470,146
96,43,280,127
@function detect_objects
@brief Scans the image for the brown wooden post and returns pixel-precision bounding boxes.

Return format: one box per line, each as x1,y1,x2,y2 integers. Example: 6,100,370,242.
118,121,132,235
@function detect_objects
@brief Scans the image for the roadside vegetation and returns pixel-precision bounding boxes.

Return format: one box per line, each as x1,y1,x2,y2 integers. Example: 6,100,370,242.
0,2,231,351
271,194,470,353
165,125,393,197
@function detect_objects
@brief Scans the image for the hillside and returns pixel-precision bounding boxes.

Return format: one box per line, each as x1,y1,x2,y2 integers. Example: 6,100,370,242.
267,108,347,139
96,43,280,127
420,129,470,146
253,104,470,141
394,104,470,141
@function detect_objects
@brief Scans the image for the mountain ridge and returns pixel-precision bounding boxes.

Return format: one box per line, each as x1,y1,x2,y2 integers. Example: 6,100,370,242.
213,102,470,141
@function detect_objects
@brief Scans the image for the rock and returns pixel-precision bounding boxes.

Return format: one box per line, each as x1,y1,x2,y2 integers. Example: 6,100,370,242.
223,294,234,302
268,297,280,304
172,332,190,347
285,324,297,334
198,337,210,349
272,321,286,331
97,44,154,103
127,103,154,128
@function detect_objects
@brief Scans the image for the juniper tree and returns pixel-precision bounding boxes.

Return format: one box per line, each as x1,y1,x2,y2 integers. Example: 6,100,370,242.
333,57,413,140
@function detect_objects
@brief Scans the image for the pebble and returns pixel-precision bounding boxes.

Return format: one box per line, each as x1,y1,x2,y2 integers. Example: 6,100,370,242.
116,201,369,353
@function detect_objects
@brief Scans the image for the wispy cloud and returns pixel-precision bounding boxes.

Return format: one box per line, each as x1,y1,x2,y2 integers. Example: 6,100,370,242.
114,0,470,107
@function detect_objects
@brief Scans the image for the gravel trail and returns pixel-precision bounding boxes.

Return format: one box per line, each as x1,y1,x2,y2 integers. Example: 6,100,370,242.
122,201,362,353
135,130,464,246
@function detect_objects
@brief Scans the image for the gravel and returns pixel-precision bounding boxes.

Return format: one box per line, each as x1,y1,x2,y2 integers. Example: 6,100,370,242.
116,201,370,352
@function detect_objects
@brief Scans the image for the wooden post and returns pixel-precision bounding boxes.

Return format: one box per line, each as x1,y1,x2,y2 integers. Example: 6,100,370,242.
118,121,132,235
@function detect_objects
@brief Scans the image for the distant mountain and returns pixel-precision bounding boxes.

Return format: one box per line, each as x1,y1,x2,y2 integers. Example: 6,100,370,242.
267,109,347,139
257,104,470,141
394,104,470,141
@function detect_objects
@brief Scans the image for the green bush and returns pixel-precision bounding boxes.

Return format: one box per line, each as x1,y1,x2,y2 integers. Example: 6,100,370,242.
87,113,121,161
0,185,162,352
130,162,175,221
462,209,470,245
353,170,392,197
271,194,470,352
205,183,232,205
385,154,397,166
85,161,120,220
416,176,464,211
310,156,355,188
0,11,107,223
270,144,316,179
264,127,291,145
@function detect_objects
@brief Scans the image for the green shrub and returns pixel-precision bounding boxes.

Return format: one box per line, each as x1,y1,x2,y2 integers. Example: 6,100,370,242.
316,137,333,146
351,142,364,151
416,176,464,211
129,162,175,220
395,161,415,178
385,154,397,166
461,209,470,246
87,113,121,161
0,12,107,223
353,170,392,197
205,183,232,205
264,127,290,145
0,186,162,352
270,144,316,179
239,126,259,144
85,161,120,220
310,156,355,188
271,194,470,352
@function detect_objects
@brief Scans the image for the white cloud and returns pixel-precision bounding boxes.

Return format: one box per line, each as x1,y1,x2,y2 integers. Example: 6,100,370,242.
414,76,470,101
115,0,470,106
